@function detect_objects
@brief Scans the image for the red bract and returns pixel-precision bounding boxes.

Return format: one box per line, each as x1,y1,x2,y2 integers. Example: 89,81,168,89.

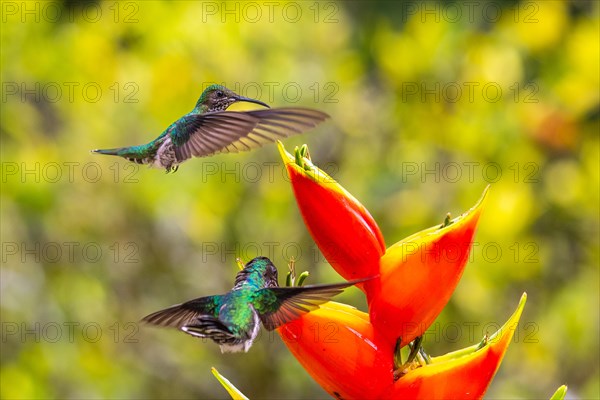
278,142,385,291
369,188,488,346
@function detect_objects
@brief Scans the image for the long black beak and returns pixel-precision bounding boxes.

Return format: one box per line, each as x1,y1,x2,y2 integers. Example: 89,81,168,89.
235,95,270,108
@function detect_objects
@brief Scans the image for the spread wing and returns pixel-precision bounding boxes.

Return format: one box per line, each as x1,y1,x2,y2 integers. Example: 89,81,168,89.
141,295,228,339
254,278,372,331
171,108,329,162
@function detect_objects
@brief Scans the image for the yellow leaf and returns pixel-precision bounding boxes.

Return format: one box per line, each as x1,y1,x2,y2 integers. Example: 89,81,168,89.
211,367,249,400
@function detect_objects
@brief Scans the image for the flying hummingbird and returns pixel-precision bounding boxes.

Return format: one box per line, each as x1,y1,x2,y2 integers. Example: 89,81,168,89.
141,257,368,353
92,85,329,172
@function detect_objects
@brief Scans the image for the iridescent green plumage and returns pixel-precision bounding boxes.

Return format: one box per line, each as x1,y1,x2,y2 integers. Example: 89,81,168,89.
142,257,369,353
92,85,329,173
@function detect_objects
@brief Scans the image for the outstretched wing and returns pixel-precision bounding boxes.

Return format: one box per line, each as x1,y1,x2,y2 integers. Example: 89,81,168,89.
171,108,329,162
254,278,373,331
141,295,229,339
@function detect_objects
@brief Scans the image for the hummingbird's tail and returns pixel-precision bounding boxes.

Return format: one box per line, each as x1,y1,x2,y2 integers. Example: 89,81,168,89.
91,147,127,157
91,146,149,163
92,143,160,167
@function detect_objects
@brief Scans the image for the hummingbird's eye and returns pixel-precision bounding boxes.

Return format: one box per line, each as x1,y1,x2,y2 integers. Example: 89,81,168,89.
216,91,224,98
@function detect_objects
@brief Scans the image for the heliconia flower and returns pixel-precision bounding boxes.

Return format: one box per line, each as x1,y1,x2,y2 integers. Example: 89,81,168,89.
272,143,554,398
277,301,394,399
380,293,527,399
369,186,489,347
277,142,385,291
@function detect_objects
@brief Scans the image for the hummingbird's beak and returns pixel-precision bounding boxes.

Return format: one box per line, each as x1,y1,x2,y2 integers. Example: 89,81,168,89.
235,95,270,108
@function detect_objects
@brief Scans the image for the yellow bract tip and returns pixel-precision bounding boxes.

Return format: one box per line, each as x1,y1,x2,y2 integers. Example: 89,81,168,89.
276,140,293,163
487,291,527,345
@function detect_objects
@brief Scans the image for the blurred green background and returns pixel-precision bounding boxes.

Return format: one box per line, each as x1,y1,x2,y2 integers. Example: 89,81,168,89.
1,0,598,398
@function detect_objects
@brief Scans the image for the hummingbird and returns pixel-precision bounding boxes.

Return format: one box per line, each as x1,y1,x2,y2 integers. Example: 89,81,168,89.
141,257,369,353
92,85,329,172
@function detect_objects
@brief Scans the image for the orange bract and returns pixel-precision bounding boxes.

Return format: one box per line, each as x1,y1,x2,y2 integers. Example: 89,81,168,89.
369,188,488,346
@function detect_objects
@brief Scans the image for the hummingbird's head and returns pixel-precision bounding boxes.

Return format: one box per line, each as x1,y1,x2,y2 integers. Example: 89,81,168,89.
234,256,279,289
196,84,270,112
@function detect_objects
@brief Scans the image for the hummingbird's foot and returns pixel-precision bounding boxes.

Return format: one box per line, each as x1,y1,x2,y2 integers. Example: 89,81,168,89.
393,335,427,380
165,164,179,174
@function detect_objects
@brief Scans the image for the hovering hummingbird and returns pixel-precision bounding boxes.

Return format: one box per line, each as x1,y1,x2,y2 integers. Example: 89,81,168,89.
92,85,329,172
141,257,369,353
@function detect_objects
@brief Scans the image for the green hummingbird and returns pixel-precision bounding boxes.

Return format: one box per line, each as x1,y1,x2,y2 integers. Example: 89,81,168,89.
92,84,329,172
141,257,369,353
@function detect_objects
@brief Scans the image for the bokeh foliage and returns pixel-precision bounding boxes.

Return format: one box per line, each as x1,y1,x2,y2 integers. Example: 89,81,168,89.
1,1,598,398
